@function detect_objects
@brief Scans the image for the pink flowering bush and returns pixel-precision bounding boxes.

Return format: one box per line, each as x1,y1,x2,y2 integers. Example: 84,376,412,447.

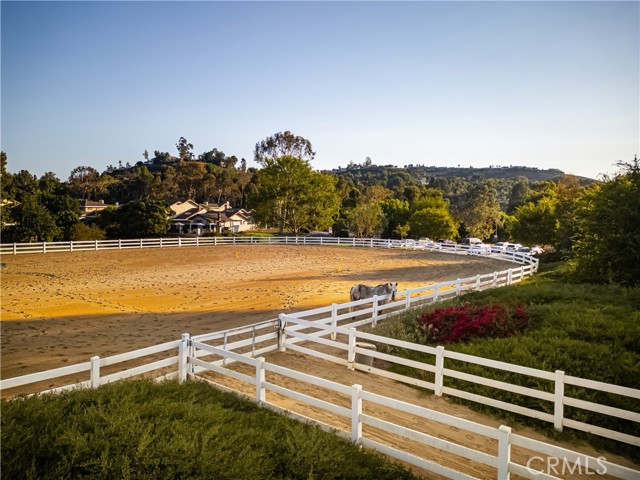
418,304,529,344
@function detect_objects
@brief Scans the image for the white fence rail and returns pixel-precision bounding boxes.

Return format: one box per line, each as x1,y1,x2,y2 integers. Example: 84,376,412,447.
187,337,638,480
0,235,539,267
277,315,640,448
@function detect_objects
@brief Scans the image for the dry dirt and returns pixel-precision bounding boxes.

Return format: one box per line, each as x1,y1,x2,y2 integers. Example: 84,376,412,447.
1,245,636,478
0,245,508,379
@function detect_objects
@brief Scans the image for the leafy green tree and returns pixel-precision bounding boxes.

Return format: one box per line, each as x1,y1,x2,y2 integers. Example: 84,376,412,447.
569,159,640,285
250,156,339,234
175,162,206,200
507,177,530,213
507,197,559,247
41,191,81,240
346,201,384,238
453,183,503,240
381,198,410,238
116,201,171,238
394,223,411,240
91,206,121,239
253,131,315,165
9,193,61,242
153,151,173,163
69,222,106,241
176,137,194,163
407,190,458,240
68,166,101,200
408,207,458,240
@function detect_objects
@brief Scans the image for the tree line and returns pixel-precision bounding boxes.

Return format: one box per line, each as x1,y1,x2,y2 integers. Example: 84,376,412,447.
1,133,637,285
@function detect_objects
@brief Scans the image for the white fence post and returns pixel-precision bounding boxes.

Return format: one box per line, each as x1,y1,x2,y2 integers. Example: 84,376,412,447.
278,314,287,352
456,278,461,296
433,285,439,302
351,384,363,443
90,356,101,388
405,290,412,310
43,242,47,254
497,425,512,480
475,274,481,291
347,328,356,370
256,357,266,403
372,295,379,327
331,304,338,340
554,370,565,431
435,346,445,396
118,239,122,250
95,240,99,251
507,269,513,285
493,272,498,287
178,333,190,383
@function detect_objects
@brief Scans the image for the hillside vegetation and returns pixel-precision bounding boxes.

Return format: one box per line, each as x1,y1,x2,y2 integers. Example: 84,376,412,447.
372,263,640,460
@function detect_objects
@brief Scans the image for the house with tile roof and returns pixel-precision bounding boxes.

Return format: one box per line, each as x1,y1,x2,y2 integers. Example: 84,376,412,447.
168,200,255,234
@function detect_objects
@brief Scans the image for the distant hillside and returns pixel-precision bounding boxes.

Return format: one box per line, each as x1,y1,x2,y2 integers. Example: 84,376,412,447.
327,164,592,184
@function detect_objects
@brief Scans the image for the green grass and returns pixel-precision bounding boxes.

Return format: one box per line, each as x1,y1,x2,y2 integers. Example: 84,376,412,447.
1,380,425,480
371,262,640,460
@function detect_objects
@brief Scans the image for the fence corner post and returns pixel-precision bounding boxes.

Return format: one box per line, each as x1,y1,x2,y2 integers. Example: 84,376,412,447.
347,328,357,370
497,425,512,480
434,346,445,396
351,384,363,443
256,357,266,403
278,314,288,352
554,369,565,431
179,333,190,383
90,355,101,388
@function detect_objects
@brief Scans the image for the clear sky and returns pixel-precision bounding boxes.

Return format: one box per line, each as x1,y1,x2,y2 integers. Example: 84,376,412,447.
2,1,638,181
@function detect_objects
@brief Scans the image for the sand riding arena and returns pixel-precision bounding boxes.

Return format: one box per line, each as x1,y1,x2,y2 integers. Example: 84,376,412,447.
1,244,509,379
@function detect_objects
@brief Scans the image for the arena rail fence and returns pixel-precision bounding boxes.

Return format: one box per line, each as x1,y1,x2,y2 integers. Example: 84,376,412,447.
2,240,638,478
0,235,538,267
186,340,638,480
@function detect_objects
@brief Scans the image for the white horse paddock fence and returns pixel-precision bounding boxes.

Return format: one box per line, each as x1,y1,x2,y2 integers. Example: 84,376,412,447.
1,238,638,479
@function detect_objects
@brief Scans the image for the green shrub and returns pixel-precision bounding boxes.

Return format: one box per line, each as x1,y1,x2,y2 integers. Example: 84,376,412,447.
1,380,423,480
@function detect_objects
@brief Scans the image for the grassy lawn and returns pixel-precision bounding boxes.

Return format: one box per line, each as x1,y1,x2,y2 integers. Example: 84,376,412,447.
1,380,425,480
371,262,640,460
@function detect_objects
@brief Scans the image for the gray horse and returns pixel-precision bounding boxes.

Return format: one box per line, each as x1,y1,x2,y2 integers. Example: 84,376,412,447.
349,282,398,311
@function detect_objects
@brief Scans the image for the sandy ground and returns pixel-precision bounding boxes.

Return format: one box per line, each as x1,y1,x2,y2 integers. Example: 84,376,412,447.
1,245,636,478
1,245,507,379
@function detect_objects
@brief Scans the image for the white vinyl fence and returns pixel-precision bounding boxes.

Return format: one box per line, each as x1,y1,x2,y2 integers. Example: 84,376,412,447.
1,240,638,479
0,235,538,267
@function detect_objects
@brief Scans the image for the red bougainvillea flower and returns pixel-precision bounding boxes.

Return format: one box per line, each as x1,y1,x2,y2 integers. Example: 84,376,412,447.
417,304,530,344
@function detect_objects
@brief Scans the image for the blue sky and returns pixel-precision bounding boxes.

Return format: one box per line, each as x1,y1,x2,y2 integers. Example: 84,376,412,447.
2,1,638,181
